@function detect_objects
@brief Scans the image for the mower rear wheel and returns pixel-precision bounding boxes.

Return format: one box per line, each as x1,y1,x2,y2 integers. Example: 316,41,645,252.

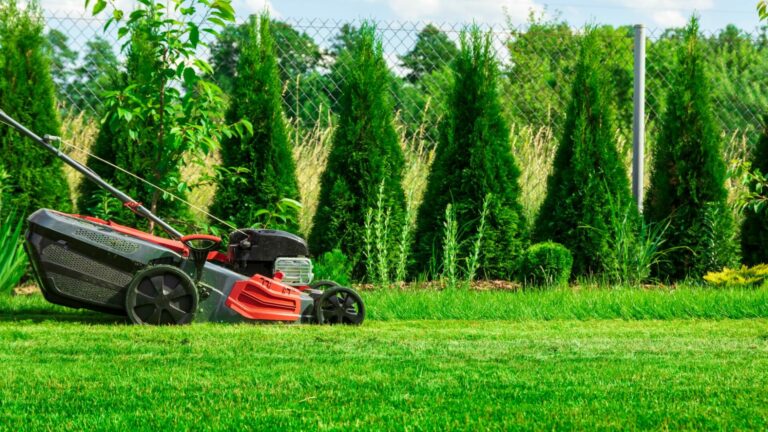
315,287,365,325
125,265,198,325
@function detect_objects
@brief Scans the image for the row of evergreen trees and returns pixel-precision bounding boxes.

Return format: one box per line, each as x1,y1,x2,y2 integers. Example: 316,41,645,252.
210,15,764,282
0,1,765,282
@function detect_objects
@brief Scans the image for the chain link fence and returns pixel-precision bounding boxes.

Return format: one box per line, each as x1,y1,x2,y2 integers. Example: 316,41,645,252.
43,12,768,219
44,13,768,142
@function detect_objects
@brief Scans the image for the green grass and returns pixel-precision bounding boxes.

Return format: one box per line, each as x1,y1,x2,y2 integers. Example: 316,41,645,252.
365,285,768,320
1,289,768,430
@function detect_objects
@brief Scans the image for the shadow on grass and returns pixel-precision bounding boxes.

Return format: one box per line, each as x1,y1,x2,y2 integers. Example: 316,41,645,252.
0,295,128,325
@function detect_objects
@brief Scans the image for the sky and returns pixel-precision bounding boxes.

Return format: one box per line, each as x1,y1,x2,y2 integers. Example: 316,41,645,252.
38,0,763,31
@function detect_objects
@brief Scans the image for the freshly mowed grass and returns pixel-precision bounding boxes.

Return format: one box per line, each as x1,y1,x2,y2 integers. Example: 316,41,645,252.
2,288,768,430
365,285,768,320
5,285,768,322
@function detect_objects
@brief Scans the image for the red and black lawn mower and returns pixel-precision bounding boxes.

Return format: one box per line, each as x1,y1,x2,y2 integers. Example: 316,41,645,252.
0,110,364,325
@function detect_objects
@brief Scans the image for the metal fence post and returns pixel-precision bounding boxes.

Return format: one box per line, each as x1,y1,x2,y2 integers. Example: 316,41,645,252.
633,24,646,212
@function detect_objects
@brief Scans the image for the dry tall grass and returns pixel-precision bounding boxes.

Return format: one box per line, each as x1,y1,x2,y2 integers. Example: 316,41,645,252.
60,112,99,211
289,115,335,236
510,124,557,222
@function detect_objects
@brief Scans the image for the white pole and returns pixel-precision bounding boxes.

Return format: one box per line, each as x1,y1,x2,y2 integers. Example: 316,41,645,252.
632,24,646,213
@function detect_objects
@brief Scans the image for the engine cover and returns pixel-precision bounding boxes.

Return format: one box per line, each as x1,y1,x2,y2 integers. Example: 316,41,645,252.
227,229,311,282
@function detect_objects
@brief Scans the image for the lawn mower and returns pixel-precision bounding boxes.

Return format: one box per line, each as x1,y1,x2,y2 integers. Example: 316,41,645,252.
0,110,365,325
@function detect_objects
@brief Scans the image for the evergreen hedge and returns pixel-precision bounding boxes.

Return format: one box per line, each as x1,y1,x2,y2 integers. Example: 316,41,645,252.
533,30,636,277
411,28,527,279
644,18,739,280
308,24,406,277
740,117,768,266
210,15,300,231
0,0,71,213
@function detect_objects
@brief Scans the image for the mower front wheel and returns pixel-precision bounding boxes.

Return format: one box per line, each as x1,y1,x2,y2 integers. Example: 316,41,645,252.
315,287,365,325
125,265,198,325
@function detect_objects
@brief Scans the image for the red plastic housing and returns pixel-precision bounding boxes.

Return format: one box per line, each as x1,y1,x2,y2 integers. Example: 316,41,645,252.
225,275,302,321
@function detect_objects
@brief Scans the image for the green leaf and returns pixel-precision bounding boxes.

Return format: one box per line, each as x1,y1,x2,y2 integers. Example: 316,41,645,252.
188,24,200,47
92,0,107,15
183,67,197,87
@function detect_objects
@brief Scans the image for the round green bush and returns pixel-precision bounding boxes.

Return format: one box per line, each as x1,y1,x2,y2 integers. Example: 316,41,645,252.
521,242,573,287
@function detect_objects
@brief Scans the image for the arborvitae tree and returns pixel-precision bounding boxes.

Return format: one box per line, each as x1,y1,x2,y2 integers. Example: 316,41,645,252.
411,28,527,279
309,24,406,276
741,118,768,265
0,0,71,213
210,15,300,230
644,17,738,280
78,18,188,227
533,30,636,277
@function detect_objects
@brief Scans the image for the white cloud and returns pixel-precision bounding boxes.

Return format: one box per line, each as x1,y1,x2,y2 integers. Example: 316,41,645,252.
385,0,542,23
619,0,715,27
651,10,687,27
37,0,137,14
231,0,280,18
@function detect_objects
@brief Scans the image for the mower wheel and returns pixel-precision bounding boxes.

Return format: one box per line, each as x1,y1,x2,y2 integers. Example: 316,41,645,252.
309,280,340,290
315,287,365,325
125,265,198,325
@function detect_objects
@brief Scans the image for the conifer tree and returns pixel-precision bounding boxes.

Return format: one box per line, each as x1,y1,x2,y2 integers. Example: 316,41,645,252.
210,15,300,230
533,30,636,277
0,0,71,213
741,119,768,265
411,28,527,279
644,17,738,280
309,24,406,275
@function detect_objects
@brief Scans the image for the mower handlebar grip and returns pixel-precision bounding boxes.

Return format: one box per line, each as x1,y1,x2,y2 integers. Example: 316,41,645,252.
180,234,222,244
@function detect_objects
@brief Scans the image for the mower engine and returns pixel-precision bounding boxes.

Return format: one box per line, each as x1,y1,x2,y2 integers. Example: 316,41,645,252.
227,229,313,286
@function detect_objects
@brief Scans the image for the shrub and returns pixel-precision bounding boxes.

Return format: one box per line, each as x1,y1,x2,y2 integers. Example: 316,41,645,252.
533,30,637,278
521,242,573,287
741,117,768,266
309,23,406,278
644,17,739,280
0,0,71,214
79,1,236,233
210,15,301,231
411,27,527,280
704,264,768,288
312,248,353,287
77,18,188,228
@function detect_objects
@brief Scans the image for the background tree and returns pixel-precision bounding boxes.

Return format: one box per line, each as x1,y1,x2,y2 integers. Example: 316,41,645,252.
309,24,406,276
400,24,458,83
210,18,327,126
66,37,119,115
210,15,300,231
0,0,71,213
740,118,768,266
45,29,77,106
533,30,636,277
411,27,527,279
644,18,738,280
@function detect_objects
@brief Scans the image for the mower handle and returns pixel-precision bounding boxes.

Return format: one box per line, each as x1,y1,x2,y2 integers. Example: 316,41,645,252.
180,234,222,252
180,234,222,243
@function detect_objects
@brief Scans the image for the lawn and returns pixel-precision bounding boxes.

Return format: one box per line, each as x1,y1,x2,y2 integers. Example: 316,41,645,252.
2,289,768,431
